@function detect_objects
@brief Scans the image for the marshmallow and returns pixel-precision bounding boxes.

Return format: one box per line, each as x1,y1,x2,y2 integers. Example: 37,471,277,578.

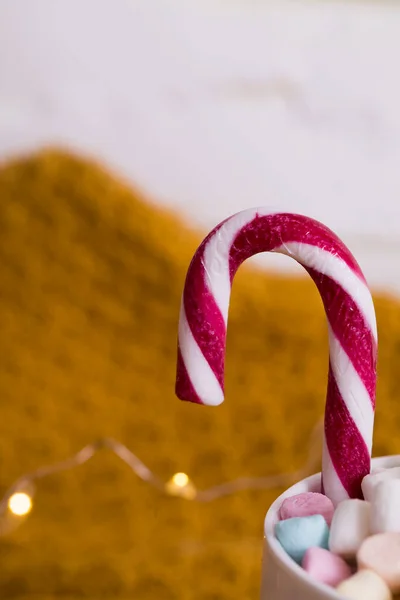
362,467,400,502
358,533,400,593
336,569,392,600
329,499,370,558
279,492,335,525
275,514,329,564
371,479,400,534
302,547,351,587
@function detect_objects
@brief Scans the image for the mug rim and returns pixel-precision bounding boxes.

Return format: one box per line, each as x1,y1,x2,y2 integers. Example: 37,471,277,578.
263,454,400,598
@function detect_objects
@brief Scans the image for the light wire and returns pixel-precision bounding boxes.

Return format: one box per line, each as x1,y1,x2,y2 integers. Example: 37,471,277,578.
0,420,323,512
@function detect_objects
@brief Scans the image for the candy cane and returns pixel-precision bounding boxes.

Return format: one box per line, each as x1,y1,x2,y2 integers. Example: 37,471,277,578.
175,209,377,505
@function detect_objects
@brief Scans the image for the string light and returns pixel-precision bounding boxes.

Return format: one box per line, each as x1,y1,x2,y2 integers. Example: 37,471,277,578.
166,472,197,500
8,492,33,516
0,421,323,534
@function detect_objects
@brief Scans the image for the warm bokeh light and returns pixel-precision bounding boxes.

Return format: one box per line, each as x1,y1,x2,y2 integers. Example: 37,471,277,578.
165,472,196,500
8,492,33,516
171,472,189,488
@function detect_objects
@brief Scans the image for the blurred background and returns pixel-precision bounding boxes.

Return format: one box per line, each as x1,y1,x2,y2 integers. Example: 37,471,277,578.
1,1,400,599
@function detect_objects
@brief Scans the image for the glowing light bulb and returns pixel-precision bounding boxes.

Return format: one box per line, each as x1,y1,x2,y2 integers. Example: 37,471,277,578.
172,472,189,488
165,472,197,500
8,492,33,516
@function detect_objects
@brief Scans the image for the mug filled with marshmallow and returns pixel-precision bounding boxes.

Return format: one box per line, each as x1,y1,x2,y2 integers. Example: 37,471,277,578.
174,209,399,600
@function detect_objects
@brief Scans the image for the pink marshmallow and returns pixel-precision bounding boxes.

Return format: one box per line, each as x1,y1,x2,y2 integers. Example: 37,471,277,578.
279,492,335,525
302,547,352,587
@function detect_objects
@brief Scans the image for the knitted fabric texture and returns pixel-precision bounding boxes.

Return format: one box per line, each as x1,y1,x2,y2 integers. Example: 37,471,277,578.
0,151,399,600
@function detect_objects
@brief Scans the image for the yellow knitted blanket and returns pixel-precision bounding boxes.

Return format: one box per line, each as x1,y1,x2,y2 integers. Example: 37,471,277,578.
0,151,399,599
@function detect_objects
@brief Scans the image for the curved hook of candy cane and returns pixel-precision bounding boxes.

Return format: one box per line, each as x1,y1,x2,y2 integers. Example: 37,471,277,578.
175,208,377,505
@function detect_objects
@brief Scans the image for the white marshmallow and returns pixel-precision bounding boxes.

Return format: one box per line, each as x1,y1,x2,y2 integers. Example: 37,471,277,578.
370,479,400,534
362,467,400,502
336,569,392,600
357,532,400,593
329,499,370,558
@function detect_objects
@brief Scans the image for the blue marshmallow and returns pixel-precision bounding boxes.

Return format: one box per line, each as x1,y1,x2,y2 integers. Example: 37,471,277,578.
275,514,330,564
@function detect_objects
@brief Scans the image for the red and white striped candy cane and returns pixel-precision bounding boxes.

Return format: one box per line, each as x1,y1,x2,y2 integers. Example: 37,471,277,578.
176,209,377,505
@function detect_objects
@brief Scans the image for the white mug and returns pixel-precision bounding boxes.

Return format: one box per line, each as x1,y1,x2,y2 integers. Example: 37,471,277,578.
260,454,400,599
